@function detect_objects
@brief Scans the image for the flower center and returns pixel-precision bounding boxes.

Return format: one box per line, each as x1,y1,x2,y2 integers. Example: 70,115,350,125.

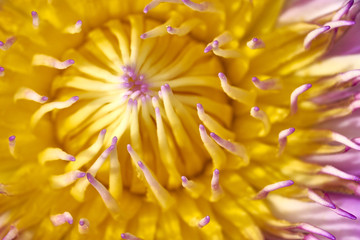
50,15,231,195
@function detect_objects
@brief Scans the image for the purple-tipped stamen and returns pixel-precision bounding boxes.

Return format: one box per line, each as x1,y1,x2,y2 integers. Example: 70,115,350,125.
278,127,295,156
290,84,312,115
31,11,39,28
307,189,336,209
293,223,336,240
304,26,330,49
254,180,294,199
320,165,360,182
198,215,210,228
50,212,73,226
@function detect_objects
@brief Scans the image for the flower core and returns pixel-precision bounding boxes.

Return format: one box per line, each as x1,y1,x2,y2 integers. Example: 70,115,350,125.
51,17,229,194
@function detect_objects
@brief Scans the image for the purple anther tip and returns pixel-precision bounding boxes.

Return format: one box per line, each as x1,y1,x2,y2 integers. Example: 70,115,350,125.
306,83,312,89
209,132,217,138
167,26,173,32
31,11,38,16
68,156,76,161
252,77,259,82
154,107,160,115
214,169,220,175
0,67,4,72
252,37,258,42
121,234,126,239
79,219,85,226
0,41,4,46
204,45,212,53
324,25,331,31
140,33,147,39
196,103,203,110
41,96,48,102
108,145,115,152
253,106,260,112
77,172,86,178
8,135,16,141
181,176,187,183
112,136,118,144
212,40,219,47
71,96,79,101
289,127,295,133
127,144,132,152
86,173,95,183
218,72,226,80
143,6,149,14
67,59,75,64
128,98,134,105
76,20,82,25
199,124,205,131
100,129,107,135
137,161,144,169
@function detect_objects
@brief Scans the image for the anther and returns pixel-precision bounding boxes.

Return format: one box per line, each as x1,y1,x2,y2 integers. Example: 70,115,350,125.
304,26,330,49
121,232,143,240
86,173,121,215
136,159,174,209
50,170,86,189
218,72,255,106
2,225,18,240
50,212,73,226
211,169,223,201
307,189,335,209
324,20,355,30
109,136,122,199
278,127,295,156
253,180,294,200
128,145,174,209
331,132,360,151
65,20,83,34
290,223,335,240
204,32,232,53
31,96,79,128
197,104,234,140
78,218,90,234
0,37,16,51
31,11,39,28
323,193,357,220
38,148,75,164
290,83,312,115
14,87,48,103
251,77,281,90
198,215,210,228
181,176,204,198
8,135,16,158
319,165,360,182
210,132,249,164
339,69,360,82
250,106,270,136
0,66,4,77
182,0,213,11
199,124,227,169
332,0,354,21
32,54,75,69
246,37,265,49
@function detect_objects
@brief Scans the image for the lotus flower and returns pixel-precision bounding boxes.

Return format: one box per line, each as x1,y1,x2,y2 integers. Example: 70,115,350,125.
1,0,360,239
